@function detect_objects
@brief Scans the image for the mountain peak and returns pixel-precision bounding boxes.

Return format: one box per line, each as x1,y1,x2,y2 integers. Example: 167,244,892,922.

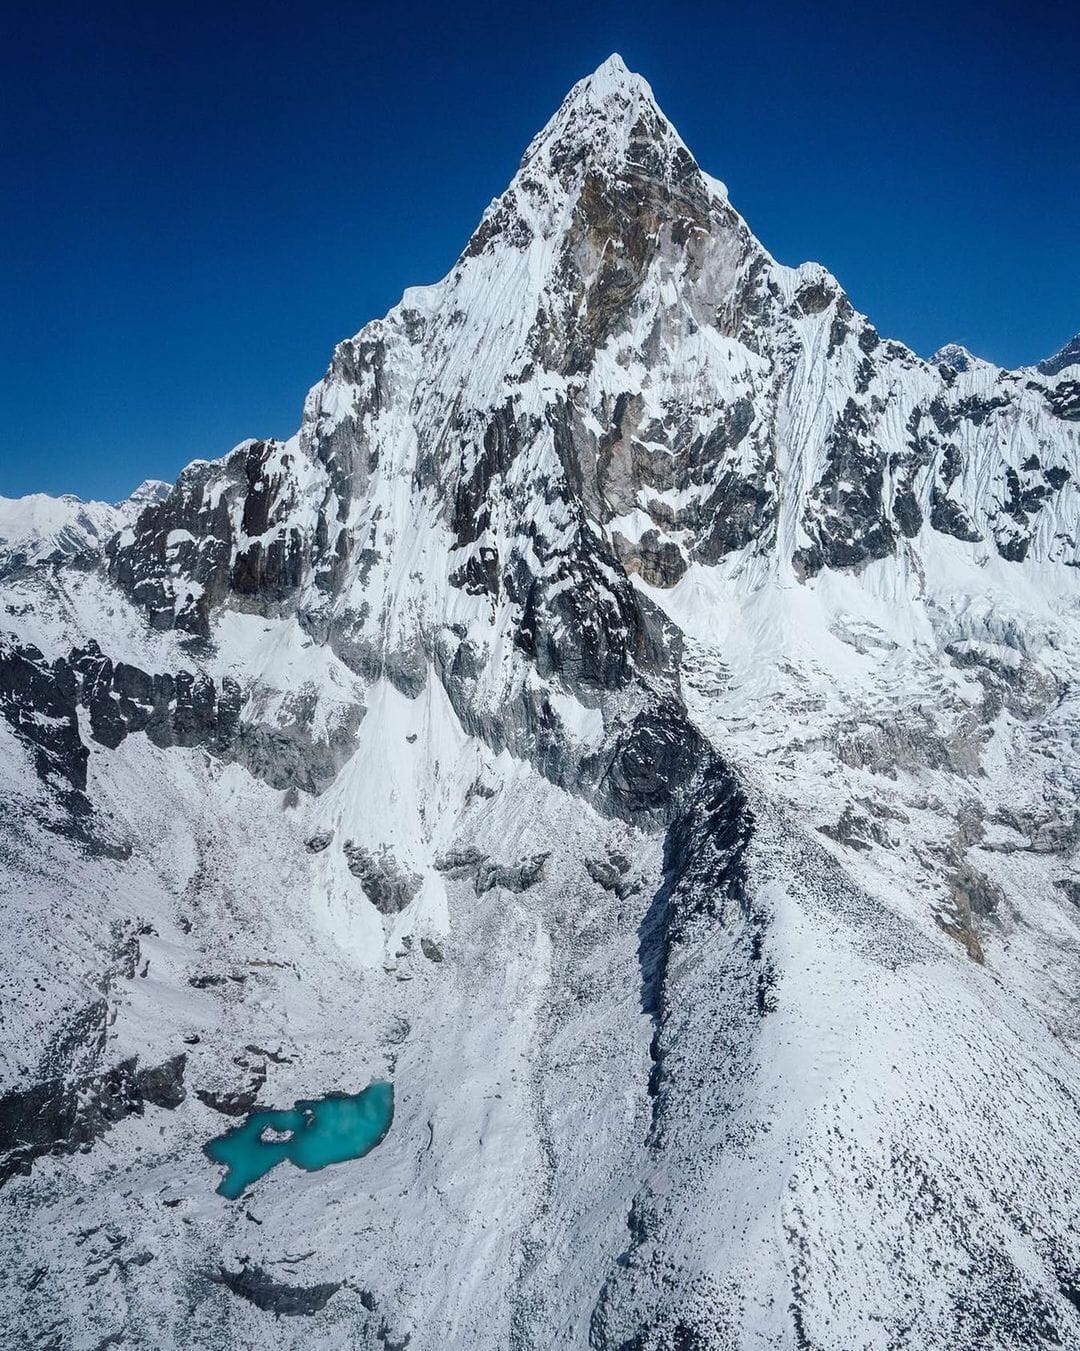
593,51,629,75
930,342,989,374
124,478,172,508
557,52,663,133
455,53,717,274
578,52,649,99
1037,332,1080,377
516,53,690,185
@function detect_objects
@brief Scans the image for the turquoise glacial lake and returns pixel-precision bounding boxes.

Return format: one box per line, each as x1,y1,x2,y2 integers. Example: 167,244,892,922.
205,1081,394,1199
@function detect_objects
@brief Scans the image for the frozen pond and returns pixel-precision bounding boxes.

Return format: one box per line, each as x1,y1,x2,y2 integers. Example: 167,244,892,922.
205,1081,394,1199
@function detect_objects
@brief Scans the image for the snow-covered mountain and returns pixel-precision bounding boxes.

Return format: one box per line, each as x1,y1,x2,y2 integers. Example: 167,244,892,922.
0,479,171,571
1038,333,1080,378
2,55,1079,1350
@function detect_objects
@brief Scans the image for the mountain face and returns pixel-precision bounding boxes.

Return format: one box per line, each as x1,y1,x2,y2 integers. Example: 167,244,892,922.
2,54,1080,1351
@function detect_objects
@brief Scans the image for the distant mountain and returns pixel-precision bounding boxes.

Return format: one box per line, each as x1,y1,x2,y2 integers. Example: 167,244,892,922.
0,479,170,570
1,55,1079,1351
929,341,989,373
1038,332,1080,377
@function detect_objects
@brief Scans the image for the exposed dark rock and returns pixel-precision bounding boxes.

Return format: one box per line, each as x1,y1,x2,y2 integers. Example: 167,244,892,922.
795,280,834,315
1037,334,1080,378
639,755,752,1029
592,751,754,1344
376,1322,412,1351
508,512,668,691
820,805,893,851
1043,379,1080,422
892,488,923,538
1001,465,1050,524
245,1043,292,1064
211,1264,341,1316
835,710,985,779
71,643,245,757
344,844,423,913
827,313,850,357
450,403,524,548
0,1054,186,1186
593,701,709,821
233,697,363,796
1054,879,1080,908
449,545,501,597
946,642,1060,721
0,635,88,796
611,529,687,588
932,344,979,375
935,911,985,964
434,846,486,877
0,636,261,828
558,130,710,371
196,1089,260,1117
196,1057,266,1116
925,850,1002,964
930,392,1011,433
585,849,639,898
474,852,550,895
106,457,239,635
420,937,444,962
463,197,535,259
305,829,334,853
136,1055,188,1110
949,861,1004,918
1013,810,1080,855
693,464,775,562
436,843,555,897
798,399,895,571
42,999,109,1079
854,355,876,394
930,486,983,543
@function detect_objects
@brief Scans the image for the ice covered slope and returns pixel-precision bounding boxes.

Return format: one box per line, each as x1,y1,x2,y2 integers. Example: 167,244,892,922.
1,53,1079,1351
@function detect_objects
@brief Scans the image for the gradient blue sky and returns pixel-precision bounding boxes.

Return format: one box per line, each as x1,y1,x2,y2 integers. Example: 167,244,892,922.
3,0,1078,501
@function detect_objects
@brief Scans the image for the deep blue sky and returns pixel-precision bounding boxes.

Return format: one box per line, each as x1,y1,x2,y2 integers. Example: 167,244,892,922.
3,0,1078,501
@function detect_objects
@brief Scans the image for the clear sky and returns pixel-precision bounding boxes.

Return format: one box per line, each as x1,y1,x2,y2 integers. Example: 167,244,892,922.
2,0,1077,501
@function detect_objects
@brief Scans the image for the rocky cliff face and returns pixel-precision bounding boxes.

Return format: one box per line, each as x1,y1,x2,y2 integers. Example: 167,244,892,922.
2,54,1080,1351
